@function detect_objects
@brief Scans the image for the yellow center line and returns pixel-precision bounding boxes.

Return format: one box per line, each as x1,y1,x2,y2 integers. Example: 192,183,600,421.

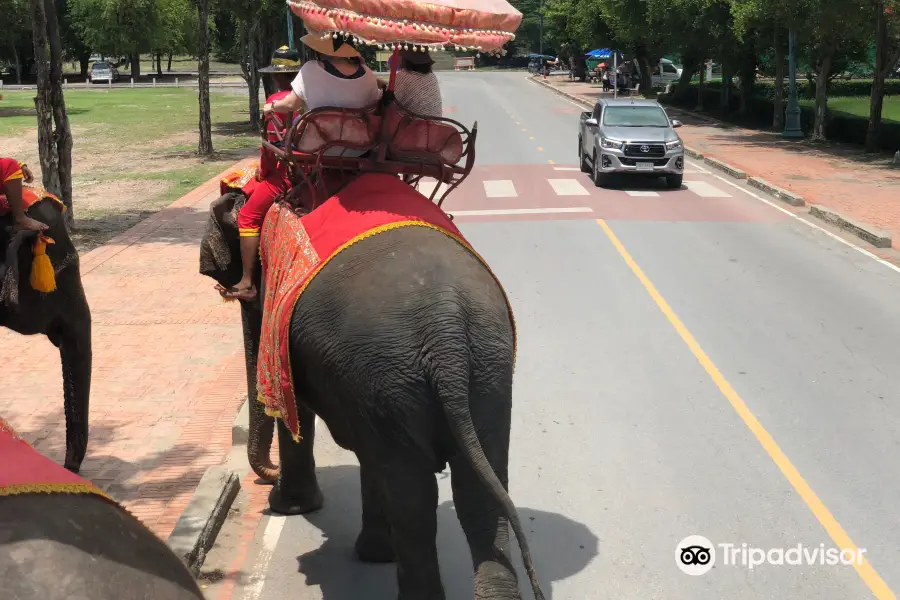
537,146,544,151
595,218,896,600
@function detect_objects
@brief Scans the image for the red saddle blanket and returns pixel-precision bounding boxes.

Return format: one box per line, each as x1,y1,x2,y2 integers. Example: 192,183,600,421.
257,173,507,441
0,416,109,499
0,184,65,217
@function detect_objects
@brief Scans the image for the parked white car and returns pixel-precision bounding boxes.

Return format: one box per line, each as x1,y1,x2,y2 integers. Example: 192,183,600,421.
88,61,120,84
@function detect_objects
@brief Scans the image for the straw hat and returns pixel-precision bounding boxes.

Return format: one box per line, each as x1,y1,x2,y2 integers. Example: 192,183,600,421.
300,31,361,58
259,46,302,73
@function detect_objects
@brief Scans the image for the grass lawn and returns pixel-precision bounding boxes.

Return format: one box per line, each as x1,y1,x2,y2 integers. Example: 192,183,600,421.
799,95,900,121
0,88,259,250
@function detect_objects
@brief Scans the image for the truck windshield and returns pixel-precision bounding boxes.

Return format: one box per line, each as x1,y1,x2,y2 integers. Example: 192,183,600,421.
93,63,109,70
603,106,670,127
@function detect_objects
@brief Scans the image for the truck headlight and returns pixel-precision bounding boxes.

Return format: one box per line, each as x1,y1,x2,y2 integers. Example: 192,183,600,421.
666,140,683,150
601,138,624,150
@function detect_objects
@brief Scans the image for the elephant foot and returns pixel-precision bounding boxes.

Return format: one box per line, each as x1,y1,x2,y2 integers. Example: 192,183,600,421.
355,527,394,563
268,482,324,516
63,461,81,474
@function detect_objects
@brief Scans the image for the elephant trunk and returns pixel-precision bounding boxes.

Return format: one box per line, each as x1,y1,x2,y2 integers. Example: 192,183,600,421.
241,301,279,482
60,293,92,474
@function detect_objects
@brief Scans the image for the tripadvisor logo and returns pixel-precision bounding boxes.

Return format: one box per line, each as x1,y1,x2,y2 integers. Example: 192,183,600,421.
676,535,866,575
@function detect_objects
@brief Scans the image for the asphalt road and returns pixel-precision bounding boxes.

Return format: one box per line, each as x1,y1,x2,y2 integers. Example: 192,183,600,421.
201,72,900,600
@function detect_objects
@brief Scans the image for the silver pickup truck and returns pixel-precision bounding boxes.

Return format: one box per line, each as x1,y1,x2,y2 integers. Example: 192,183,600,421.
578,98,685,189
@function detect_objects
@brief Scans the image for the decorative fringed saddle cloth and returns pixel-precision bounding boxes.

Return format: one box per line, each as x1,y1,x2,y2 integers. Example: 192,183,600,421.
219,161,261,197
256,172,513,441
0,184,65,217
0,416,110,500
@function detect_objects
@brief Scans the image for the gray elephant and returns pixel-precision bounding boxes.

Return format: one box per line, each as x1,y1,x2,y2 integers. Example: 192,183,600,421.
0,198,92,473
200,190,545,600
0,419,203,600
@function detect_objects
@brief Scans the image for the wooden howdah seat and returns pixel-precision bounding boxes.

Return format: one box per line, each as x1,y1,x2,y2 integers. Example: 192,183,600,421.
263,96,476,209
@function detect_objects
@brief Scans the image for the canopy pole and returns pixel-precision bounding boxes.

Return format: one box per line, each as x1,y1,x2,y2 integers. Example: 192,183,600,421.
387,46,400,92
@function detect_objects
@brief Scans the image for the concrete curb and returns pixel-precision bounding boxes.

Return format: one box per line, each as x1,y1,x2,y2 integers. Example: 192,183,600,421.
233,399,250,446
808,205,892,248
684,146,704,160
704,156,747,179
167,461,241,574
747,177,806,207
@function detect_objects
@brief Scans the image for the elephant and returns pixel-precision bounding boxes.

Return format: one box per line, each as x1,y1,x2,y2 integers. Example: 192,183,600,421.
0,198,92,473
200,189,545,600
0,419,203,600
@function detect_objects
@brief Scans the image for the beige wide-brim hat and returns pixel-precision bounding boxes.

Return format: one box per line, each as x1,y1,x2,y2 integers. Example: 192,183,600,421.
300,31,361,58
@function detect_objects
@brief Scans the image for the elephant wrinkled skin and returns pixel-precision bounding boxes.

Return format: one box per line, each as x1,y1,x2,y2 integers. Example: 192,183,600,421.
200,192,545,600
0,199,92,473
0,493,204,600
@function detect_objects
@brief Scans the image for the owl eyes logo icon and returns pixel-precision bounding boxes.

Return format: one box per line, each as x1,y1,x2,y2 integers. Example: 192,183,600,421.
676,535,716,576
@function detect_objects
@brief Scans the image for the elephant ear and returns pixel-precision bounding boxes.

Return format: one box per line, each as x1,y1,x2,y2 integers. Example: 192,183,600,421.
199,192,246,286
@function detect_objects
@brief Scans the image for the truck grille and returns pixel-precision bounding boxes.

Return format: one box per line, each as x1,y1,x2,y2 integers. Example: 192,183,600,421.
623,143,666,158
620,157,670,167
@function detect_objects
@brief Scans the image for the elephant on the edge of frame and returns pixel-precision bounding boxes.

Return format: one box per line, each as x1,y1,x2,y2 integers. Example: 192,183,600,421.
199,188,545,600
0,198,92,474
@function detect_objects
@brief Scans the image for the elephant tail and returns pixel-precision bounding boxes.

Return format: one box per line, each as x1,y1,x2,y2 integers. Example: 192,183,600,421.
436,376,546,600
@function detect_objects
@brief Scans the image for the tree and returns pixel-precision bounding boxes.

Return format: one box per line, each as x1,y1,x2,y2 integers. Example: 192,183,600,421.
866,0,900,151
197,0,213,154
32,0,74,226
0,0,32,84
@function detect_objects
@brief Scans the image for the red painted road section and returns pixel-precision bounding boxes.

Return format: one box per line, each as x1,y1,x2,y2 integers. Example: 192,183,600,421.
439,163,791,224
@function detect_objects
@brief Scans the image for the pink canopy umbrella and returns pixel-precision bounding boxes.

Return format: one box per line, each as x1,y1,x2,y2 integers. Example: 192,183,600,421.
288,0,523,54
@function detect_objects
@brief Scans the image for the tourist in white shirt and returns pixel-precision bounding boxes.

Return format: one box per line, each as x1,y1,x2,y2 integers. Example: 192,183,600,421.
262,32,381,118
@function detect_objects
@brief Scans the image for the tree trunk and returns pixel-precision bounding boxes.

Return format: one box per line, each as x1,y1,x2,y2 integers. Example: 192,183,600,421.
197,0,213,155
31,0,62,206
674,53,699,102
129,53,140,80
44,0,73,225
633,45,653,94
12,44,21,85
811,53,833,141
720,62,733,112
866,1,888,153
696,61,707,111
773,28,785,131
79,52,90,78
244,20,262,132
156,52,163,76
167,53,173,72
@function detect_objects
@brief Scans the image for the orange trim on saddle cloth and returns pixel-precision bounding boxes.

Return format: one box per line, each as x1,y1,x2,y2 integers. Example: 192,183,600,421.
256,173,517,441
0,416,111,500
0,184,66,217
219,161,261,197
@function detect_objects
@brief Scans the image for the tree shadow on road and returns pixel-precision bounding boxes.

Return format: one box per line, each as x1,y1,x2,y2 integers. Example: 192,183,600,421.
292,465,599,600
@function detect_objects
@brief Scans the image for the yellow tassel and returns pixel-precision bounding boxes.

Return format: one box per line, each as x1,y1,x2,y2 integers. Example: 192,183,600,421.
30,235,56,293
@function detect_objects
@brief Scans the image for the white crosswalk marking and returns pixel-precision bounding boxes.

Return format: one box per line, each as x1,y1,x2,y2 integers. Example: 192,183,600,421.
451,207,593,216
482,180,518,197
685,181,732,198
625,190,660,197
417,180,449,198
548,179,590,196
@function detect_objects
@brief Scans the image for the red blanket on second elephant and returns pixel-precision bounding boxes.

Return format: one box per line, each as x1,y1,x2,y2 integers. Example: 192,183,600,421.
0,416,109,500
258,173,476,441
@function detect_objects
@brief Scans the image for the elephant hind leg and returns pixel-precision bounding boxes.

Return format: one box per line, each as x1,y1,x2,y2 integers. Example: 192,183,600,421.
375,456,445,600
355,461,394,563
449,452,521,600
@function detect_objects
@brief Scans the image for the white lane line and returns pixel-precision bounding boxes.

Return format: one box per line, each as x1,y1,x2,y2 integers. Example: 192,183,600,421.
684,169,704,174
483,180,518,198
685,159,900,275
243,515,287,600
553,166,582,171
452,207,593,216
625,190,660,197
684,180,732,198
548,179,590,196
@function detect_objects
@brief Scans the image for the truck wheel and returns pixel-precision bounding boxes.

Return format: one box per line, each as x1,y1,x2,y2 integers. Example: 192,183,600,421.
665,174,683,189
579,139,590,173
592,152,608,187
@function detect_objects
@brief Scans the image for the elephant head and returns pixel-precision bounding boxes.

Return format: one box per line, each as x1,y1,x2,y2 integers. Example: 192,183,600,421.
1,199,92,473
199,192,278,482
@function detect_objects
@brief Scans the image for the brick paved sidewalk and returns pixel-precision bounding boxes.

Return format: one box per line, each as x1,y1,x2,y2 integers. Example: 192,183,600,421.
539,77,900,249
0,157,255,539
